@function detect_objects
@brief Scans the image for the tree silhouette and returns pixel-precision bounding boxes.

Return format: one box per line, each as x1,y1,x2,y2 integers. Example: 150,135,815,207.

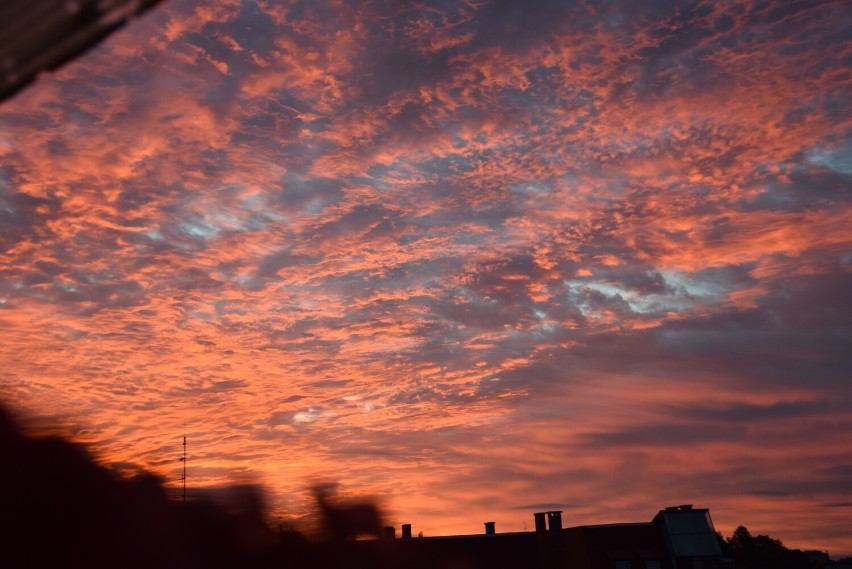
725,526,819,569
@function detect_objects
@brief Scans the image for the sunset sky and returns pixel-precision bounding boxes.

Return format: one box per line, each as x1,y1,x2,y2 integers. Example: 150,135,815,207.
1,0,851,556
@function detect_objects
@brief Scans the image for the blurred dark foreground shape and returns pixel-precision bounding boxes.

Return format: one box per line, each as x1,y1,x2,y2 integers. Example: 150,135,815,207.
0,0,163,103
312,482,384,542
0,403,283,568
0,402,402,569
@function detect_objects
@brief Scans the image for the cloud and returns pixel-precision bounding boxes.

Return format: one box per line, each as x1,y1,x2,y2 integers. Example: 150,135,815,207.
1,0,850,558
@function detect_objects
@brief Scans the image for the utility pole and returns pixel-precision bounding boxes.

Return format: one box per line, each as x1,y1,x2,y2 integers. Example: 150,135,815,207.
179,435,186,502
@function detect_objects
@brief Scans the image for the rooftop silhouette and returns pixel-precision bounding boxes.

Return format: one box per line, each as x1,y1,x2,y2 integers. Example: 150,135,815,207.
3,401,846,568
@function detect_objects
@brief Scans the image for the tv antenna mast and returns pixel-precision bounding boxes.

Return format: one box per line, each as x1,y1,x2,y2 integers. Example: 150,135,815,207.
179,434,187,502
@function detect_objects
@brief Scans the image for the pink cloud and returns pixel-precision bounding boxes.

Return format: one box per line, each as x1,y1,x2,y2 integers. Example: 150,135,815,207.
1,0,850,557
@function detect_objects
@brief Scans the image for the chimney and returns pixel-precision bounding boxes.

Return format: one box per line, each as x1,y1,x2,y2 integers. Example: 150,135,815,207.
547,511,562,531
401,524,412,539
534,512,547,532
484,521,496,535
383,526,396,540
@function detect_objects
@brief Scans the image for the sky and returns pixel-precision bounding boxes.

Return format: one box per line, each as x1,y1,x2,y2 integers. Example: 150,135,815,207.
1,0,851,556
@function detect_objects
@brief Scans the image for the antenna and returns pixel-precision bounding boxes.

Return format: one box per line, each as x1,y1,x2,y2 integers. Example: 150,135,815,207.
179,434,186,502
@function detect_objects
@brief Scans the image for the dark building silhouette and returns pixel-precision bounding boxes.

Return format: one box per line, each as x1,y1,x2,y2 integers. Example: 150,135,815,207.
303,503,731,569
558,504,728,569
562,522,672,569
653,505,726,569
